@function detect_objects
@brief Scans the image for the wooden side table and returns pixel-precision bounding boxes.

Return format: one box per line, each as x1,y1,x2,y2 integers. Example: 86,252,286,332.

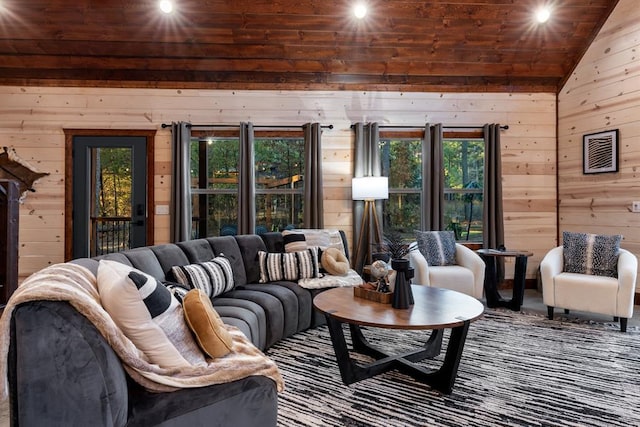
476,249,533,311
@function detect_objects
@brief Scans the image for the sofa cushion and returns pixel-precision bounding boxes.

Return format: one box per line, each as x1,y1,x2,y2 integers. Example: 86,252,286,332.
562,231,621,277
97,260,206,369
177,239,216,263
258,247,321,283
234,235,269,284
207,236,248,287
149,244,191,279
122,247,168,280
183,289,233,358
170,256,235,298
416,230,457,266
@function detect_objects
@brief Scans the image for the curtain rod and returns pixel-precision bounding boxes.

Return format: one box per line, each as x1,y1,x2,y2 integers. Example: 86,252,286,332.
349,124,509,130
161,123,334,130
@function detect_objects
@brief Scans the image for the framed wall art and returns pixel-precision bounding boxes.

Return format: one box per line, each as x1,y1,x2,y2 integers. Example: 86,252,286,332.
583,129,619,174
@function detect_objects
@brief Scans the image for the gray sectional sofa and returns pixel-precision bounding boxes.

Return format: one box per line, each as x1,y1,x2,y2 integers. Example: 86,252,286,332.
8,231,349,427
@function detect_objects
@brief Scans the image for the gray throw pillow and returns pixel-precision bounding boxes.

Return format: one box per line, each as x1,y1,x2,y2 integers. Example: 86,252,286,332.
416,230,457,266
562,231,621,277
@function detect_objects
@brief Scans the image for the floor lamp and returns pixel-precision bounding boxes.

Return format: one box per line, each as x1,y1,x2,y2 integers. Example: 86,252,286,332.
352,176,388,273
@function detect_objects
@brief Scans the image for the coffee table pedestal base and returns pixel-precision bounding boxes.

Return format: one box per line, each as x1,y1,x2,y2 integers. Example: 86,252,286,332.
325,315,470,394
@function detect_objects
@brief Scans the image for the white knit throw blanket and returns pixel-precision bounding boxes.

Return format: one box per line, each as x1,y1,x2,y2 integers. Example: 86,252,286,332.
0,263,284,400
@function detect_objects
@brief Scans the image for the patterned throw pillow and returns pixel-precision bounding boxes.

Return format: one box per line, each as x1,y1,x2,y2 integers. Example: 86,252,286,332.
97,260,206,369
258,247,321,283
170,255,234,298
562,231,621,277
283,232,307,253
162,280,190,303
416,230,457,266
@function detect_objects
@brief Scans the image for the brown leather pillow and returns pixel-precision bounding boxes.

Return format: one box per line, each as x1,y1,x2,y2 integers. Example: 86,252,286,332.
321,247,350,276
183,289,233,358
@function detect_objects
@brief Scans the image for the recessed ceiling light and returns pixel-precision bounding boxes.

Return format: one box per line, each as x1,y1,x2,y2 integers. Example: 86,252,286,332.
535,7,551,23
159,0,174,14
354,3,367,19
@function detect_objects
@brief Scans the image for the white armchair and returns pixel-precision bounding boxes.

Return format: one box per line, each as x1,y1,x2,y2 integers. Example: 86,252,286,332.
540,246,638,332
409,243,485,299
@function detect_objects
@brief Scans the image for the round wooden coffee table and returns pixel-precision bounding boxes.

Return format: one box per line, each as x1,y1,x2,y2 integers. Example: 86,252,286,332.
313,285,484,394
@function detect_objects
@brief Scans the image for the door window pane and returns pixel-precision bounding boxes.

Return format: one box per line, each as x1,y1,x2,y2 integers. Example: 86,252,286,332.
90,147,133,256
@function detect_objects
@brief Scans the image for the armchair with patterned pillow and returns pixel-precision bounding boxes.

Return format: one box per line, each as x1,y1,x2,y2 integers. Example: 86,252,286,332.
540,231,638,332
409,231,485,299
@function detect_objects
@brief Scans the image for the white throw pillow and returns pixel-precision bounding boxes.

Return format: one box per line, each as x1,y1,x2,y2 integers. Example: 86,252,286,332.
97,260,206,369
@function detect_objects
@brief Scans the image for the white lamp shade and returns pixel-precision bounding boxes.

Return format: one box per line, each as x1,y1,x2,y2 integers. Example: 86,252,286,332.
352,177,389,200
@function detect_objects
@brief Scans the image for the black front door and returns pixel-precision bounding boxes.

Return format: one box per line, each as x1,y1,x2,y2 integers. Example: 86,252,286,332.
72,135,148,258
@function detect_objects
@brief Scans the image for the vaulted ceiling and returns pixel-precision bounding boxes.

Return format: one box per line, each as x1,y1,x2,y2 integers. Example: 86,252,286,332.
0,0,619,92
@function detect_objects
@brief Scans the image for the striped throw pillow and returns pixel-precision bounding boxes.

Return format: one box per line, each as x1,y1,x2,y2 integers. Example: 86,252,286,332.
258,247,321,283
170,255,235,298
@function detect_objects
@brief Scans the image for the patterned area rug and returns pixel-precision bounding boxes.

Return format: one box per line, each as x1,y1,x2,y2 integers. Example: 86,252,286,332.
266,309,640,427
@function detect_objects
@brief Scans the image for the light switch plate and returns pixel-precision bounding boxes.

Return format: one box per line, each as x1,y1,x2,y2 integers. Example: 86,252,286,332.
632,201,640,213
155,205,170,215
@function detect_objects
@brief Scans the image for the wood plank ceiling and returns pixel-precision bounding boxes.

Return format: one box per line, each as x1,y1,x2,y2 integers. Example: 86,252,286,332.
0,0,619,92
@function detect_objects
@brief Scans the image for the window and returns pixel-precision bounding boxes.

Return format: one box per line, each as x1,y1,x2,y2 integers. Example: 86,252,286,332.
443,138,484,241
379,133,485,242
255,136,305,233
380,137,423,235
189,131,305,238
190,134,239,238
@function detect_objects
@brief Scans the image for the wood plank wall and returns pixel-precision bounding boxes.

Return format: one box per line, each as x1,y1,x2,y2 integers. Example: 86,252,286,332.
558,0,640,283
0,88,557,282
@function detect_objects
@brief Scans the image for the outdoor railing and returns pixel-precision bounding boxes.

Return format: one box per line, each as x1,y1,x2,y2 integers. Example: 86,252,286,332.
91,216,131,256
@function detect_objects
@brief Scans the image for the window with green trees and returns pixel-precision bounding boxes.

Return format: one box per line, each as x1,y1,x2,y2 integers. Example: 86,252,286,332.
190,137,239,237
255,137,305,234
190,134,305,237
443,138,484,241
379,137,484,242
380,138,423,235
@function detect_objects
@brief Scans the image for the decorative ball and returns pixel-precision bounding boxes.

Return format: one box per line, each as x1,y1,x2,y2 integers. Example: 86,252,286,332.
370,260,389,280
